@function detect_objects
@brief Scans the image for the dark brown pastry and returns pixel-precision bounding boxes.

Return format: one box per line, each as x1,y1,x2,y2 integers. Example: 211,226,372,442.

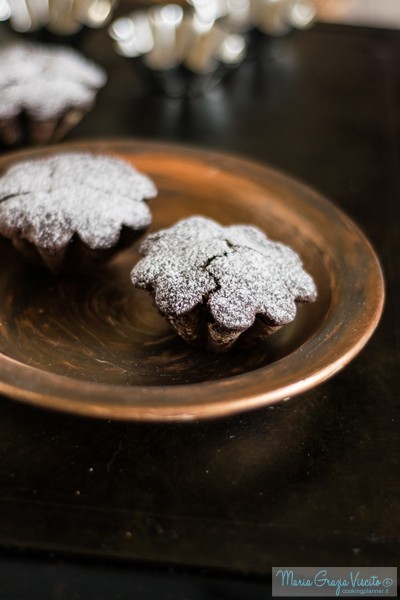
0,42,106,146
131,215,317,352
0,152,157,272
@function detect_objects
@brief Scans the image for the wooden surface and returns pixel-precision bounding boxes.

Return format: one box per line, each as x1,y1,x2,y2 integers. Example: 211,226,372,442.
0,20,399,598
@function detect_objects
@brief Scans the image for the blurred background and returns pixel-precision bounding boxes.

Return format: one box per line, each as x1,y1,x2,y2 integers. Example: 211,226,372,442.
1,0,399,41
314,0,400,28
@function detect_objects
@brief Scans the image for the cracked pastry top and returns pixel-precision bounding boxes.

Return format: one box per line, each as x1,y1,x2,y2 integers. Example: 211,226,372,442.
131,215,317,352
0,152,157,272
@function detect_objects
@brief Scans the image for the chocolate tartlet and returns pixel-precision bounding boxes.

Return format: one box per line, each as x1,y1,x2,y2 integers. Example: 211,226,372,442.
0,42,106,146
131,216,317,352
0,152,157,272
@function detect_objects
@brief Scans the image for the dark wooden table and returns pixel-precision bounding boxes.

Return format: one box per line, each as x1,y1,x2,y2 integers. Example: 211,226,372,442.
0,20,399,599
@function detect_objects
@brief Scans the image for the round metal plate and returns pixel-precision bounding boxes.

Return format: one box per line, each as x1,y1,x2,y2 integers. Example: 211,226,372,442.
0,140,384,420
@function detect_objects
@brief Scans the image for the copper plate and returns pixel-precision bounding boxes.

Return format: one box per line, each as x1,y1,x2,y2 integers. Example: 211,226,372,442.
0,140,384,421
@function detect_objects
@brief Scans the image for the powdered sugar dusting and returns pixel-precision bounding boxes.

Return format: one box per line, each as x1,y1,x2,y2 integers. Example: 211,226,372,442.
0,152,157,250
131,216,317,331
0,42,107,120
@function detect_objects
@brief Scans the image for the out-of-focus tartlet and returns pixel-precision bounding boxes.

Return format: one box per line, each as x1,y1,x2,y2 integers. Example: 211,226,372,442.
0,42,106,146
131,215,317,352
0,152,157,272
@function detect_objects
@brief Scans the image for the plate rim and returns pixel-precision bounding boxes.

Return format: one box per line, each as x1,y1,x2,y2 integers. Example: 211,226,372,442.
0,138,385,421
